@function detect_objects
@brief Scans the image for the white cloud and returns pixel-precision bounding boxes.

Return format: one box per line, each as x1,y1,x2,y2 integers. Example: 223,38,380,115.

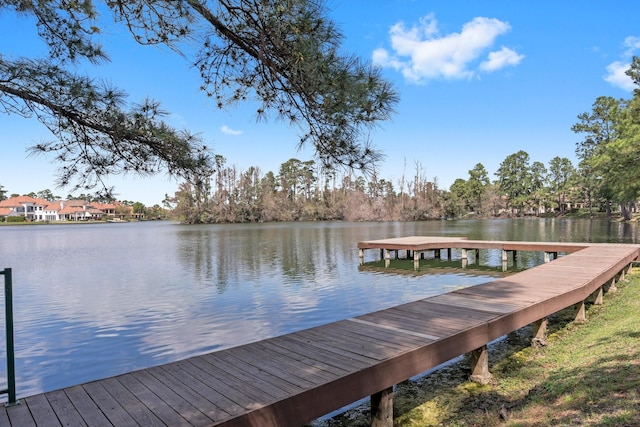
220,125,242,136
604,61,635,91
373,14,522,83
480,47,525,72
623,36,640,56
603,36,640,91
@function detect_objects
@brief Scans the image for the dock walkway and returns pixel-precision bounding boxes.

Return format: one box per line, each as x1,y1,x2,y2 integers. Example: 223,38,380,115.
2,238,639,426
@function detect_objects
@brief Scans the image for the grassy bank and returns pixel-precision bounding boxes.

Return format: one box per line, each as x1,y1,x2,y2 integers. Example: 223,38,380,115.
326,268,640,426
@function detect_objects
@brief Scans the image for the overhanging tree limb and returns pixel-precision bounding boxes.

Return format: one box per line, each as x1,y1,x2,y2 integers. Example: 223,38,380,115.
1,57,211,194
2,0,398,194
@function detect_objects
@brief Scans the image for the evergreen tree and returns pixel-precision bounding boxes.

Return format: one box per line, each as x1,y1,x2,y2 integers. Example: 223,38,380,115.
495,150,533,215
572,59,640,221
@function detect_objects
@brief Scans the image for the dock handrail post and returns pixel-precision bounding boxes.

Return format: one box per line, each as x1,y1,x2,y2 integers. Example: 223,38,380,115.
1,268,18,406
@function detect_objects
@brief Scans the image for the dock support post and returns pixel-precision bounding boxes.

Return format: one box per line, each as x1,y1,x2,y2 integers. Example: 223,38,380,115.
532,318,548,347
406,250,411,259
371,387,393,427
544,252,550,263
469,345,493,385
359,248,364,265
593,287,604,305
434,249,441,259
384,249,390,268
447,248,452,260
502,249,508,262
574,301,586,324
413,250,420,270
608,276,618,293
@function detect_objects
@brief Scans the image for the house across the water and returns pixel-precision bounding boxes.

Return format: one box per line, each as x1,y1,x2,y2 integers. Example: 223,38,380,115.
0,196,120,222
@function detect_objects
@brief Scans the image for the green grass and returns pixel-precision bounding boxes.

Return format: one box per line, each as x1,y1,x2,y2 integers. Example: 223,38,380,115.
495,271,640,427
324,268,640,427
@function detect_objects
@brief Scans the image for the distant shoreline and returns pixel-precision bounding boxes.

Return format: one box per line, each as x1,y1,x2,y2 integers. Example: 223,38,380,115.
0,219,143,227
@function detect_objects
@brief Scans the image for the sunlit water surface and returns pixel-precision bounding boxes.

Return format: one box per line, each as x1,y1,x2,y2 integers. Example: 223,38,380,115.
0,218,638,399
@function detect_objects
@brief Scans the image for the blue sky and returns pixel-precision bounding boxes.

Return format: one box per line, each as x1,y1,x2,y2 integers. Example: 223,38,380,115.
1,1,639,205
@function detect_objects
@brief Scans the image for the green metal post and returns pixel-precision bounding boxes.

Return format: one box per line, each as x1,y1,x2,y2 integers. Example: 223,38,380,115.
1,268,18,406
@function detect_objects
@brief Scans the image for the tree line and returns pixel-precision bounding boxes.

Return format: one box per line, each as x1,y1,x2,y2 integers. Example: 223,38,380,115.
164,153,574,224
170,52,640,226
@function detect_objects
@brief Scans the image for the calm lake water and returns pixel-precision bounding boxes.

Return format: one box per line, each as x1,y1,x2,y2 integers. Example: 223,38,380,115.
1,218,639,400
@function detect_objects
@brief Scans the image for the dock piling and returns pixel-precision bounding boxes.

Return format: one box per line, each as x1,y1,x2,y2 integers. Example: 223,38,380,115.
593,287,604,305
574,301,587,324
469,345,493,385
532,318,548,347
371,387,393,427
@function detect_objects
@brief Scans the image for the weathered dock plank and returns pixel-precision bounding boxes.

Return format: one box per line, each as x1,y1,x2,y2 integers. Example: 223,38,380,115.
2,238,639,426
20,395,59,427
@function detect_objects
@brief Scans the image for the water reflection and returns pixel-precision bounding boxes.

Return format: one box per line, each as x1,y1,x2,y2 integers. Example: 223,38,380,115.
0,218,638,400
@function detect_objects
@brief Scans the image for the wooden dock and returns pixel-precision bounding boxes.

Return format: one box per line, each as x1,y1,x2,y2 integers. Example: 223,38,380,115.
2,237,639,427
357,235,592,269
